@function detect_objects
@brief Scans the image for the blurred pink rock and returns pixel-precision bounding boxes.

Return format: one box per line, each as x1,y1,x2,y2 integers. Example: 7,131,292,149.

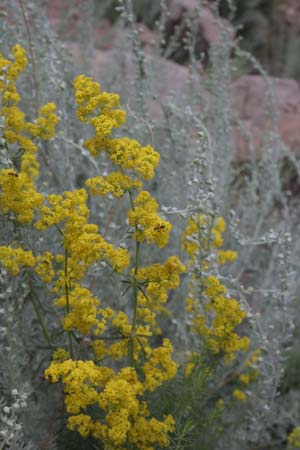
233,76,300,122
233,75,300,159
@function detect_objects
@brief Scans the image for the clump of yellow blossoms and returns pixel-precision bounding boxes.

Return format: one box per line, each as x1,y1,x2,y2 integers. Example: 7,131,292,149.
0,47,186,449
0,245,35,275
0,44,58,227
183,214,250,369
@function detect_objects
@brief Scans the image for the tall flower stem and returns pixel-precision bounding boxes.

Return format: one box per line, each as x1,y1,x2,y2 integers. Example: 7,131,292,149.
128,189,140,367
64,249,74,358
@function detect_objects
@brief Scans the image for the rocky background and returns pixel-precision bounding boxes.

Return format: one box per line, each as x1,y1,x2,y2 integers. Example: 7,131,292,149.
43,0,300,162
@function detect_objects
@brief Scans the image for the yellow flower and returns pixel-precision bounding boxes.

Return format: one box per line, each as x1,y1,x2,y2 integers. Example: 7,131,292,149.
0,246,35,275
54,285,102,335
128,191,172,247
0,169,44,222
7,44,28,80
35,252,55,283
142,339,178,391
26,102,59,140
233,389,247,402
86,172,141,198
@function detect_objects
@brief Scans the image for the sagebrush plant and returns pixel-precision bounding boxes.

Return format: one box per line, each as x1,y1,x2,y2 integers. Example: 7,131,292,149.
1,0,300,449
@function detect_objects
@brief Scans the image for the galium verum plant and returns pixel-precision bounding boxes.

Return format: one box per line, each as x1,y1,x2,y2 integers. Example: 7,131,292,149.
0,43,187,449
0,41,263,450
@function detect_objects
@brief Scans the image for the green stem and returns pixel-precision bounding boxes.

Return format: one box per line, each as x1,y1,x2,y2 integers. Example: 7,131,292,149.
128,189,140,367
29,289,53,348
64,249,74,358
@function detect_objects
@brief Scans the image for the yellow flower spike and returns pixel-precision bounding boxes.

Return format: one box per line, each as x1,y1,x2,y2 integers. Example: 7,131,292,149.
183,214,250,363
7,44,28,80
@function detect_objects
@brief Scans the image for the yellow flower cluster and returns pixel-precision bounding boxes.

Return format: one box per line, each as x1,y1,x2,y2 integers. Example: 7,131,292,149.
54,284,101,335
0,45,58,225
128,191,172,247
74,75,170,251
86,172,142,198
136,256,186,308
191,275,250,361
73,74,125,156
0,60,185,449
35,189,129,277
0,245,35,275
0,45,58,153
108,137,160,181
142,338,178,391
74,74,125,126
182,214,237,264
0,44,27,82
183,214,249,364
0,169,44,222
26,102,58,140
45,360,175,449
34,252,55,283
289,427,300,448
74,75,160,182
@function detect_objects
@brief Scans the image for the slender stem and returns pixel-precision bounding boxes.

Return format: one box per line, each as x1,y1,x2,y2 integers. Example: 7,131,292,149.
96,335,128,341
28,288,53,348
18,0,39,115
64,249,74,358
128,189,140,367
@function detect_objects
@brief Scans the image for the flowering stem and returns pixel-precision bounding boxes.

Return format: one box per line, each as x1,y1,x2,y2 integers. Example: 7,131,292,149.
64,249,74,359
28,287,53,349
128,189,140,367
